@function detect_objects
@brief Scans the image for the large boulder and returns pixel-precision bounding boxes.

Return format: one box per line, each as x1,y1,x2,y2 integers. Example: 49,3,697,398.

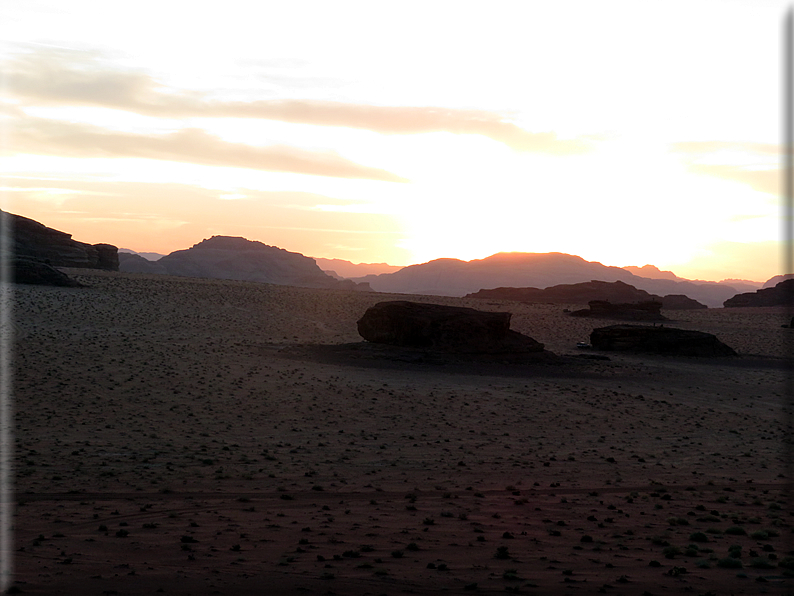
12,256,83,287
570,300,665,321
590,325,737,357
357,301,545,354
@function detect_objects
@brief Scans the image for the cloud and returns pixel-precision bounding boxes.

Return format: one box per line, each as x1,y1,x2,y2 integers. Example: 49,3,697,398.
5,49,592,155
670,141,783,155
669,141,780,196
685,164,778,196
6,116,408,182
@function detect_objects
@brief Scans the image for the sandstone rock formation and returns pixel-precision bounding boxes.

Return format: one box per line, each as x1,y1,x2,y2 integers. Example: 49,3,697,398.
357,301,545,354
133,236,371,290
12,256,83,287
569,300,665,321
467,280,706,310
5,210,119,271
724,278,794,307
590,325,737,357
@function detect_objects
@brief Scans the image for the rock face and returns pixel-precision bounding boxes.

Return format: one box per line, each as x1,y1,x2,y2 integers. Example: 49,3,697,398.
724,279,794,307
590,325,737,357
357,301,545,354
141,236,370,290
7,210,119,270
12,256,83,287
570,300,666,321
467,280,707,310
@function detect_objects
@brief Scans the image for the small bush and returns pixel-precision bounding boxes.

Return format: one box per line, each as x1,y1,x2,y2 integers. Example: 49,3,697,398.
716,557,742,569
663,546,681,559
725,526,746,536
689,532,709,543
495,546,511,560
749,557,776,569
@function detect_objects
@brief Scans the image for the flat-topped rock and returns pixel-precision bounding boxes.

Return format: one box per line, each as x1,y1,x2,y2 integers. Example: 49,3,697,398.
357,301,545,354
590,324,737,357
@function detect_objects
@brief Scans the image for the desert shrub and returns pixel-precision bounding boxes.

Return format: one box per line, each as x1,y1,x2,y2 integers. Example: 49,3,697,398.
406,542,420,551
689,532,709,542
716,557,742,569
725,526,746,536
695,559,710,569
750,530,769,540
390,550,404,558
778,556,794,570
663,546,681,559
495,546,511,560
749,557,776,569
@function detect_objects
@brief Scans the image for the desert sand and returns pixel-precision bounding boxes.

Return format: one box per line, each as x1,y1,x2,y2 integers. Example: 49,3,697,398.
9,269,794,595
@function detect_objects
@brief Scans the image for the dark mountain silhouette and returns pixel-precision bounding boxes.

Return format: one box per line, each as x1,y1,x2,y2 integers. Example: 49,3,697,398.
724,278,794,307
467,280,706,309
622,264,680,281
119,248,165,261
3,209,118,271
352,252,741,307
120,235,370,291
762,274,794,289
313,257,402,279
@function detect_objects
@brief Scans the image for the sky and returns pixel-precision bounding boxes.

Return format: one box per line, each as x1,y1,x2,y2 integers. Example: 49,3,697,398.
0,0,789,282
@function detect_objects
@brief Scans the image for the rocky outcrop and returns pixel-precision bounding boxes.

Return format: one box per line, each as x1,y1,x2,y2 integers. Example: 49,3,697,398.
724,279,794,307
12,256,83,287
357,301,545,354
467,280,706,310
6,210,119,270
661,294,707,310
143,236,370,290
570,300,665,321
590,325,737,357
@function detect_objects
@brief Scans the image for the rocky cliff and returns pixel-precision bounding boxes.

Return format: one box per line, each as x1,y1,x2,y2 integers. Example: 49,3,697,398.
724,278,794,307
5,210,119,271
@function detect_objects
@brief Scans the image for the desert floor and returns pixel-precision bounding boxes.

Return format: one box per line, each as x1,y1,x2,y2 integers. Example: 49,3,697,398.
8,270,794,595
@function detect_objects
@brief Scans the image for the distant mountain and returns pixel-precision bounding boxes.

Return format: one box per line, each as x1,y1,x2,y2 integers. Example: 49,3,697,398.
724,278,794,307
467,280,706,309
313,257,403,279
119,248,166,261
351,252,743,308
763,274,794,289
119,235,370,291
622,264,680,281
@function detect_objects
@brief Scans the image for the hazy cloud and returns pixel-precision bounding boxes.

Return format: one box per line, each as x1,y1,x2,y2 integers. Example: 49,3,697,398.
686,163,778,196
6,50,592,154
669,141,779,196
6,116,408,182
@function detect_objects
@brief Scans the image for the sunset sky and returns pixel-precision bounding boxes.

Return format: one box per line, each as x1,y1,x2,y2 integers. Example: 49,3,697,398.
1,1,788,282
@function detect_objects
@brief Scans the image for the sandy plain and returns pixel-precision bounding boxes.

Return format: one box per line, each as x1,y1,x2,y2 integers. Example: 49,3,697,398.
8,269,794,595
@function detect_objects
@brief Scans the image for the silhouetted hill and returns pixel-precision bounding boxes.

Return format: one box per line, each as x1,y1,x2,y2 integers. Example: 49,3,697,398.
313,257,402,279
467,280,706,309
3,209,118,271
119,248,166,261
121,235,370,290
724,278,794,307
352,252,740,307
763,274,794,289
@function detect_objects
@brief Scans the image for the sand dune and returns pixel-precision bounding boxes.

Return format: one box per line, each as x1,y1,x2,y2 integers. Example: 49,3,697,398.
10,270,793,594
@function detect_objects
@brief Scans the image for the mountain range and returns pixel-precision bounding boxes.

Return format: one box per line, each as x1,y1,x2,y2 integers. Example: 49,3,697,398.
347,252,760,308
